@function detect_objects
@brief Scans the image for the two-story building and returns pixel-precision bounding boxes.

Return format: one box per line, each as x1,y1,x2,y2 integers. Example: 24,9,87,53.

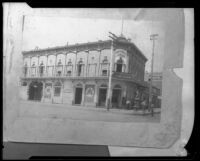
20,35,160,109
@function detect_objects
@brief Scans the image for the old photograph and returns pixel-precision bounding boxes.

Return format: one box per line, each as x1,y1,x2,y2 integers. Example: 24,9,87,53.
19,16,164,122
4,6,193,154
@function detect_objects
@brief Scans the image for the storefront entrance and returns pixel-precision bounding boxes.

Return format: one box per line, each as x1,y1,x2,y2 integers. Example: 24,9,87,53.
75,87,83,104
53,81,62,104
112,85,122,108
28,81,43,101
98,88,107,106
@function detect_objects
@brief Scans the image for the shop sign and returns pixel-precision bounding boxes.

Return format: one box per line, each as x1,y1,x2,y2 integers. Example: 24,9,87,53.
64,88,72,93
85,85,95,103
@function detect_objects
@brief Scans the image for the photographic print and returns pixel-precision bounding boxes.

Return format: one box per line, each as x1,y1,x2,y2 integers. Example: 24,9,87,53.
3,5,194,156
19,16,164,122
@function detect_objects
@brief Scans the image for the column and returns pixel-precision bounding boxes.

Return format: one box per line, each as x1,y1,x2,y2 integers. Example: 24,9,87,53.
94,84,98,107
55,54,57,76
72,83,75,105
61,80,64,104
98,50,101,76
65,53,67,76
37,55,40,77
28,56,31,77
42,81,45,102
75,51,77,76
86,50,89,77
30,56,32,77
81,83,85,106
51,80,54,103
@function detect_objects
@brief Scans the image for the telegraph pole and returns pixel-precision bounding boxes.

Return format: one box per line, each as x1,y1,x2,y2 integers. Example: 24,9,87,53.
149,34,158,116
106,32,118,111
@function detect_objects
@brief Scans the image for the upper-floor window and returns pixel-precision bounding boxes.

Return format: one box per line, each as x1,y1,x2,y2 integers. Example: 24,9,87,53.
68,59,72,65
24,63,28,76
77,58,83,76
102,56,108,63
116,57,124,72
58,59,62,65
91,57,95,63
49,60,53,65
78,58,83,64
67,70,72,76
39,61,44,76
102,70,107,76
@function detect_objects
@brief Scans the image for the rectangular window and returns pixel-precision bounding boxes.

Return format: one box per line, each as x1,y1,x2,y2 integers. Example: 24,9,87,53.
67,70,72,76
54,87,61,96
21,82,27,86
102,70,107,76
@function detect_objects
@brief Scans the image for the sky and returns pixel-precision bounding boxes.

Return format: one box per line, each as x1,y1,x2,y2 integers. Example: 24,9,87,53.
22,16,165,72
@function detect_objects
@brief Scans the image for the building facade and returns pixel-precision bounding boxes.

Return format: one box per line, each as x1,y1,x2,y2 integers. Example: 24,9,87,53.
20,36,160,109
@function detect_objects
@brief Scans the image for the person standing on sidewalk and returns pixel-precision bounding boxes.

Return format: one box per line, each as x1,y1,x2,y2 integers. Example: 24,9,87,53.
126,99,131,110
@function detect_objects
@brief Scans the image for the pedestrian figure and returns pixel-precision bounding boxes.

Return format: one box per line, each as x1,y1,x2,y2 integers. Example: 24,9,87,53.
126,99,131,110
122,97,126,109
141,99,147,114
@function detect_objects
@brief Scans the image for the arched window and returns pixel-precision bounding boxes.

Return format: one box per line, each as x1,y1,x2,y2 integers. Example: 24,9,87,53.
101,56,109,76
68,59,72,65
58,59,62,65
116,57,124,72
102,56,108,63
31,62,36,76
39,61,44,76
77,58,83,76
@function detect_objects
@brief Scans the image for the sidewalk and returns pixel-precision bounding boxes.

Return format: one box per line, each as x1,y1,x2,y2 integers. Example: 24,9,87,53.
20,100,161,116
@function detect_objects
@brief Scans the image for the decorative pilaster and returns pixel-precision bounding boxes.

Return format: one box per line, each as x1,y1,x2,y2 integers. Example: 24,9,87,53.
37,55,40,76
75,51,78,76
86,50,89,77
98,49,101,76
42,81,45,102
46,54,49,76
55,54,57,76
81,83,85,106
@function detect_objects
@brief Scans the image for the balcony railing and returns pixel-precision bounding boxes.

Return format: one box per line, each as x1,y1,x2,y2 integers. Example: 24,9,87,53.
22,63,111,78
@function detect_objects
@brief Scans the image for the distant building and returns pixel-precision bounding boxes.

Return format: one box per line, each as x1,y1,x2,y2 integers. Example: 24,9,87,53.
144,71,162,96
20,35,160,109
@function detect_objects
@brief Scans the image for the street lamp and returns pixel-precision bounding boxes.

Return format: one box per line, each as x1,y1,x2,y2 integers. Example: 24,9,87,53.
149,34,158,117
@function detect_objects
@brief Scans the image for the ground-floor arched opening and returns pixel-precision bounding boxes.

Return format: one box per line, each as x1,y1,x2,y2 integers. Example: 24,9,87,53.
28,81,43,101
98,84,107,106
74,84,83,104
112,84,122,108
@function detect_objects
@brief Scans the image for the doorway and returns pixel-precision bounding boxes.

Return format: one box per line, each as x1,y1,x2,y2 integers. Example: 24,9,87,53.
112,85,122,108
98,88,107,106
28,81,43,101
116,64,122,72
75,87,83,104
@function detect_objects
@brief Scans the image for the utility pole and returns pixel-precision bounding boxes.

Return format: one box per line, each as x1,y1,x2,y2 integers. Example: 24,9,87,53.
106,32,118,111
149,34,158,116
